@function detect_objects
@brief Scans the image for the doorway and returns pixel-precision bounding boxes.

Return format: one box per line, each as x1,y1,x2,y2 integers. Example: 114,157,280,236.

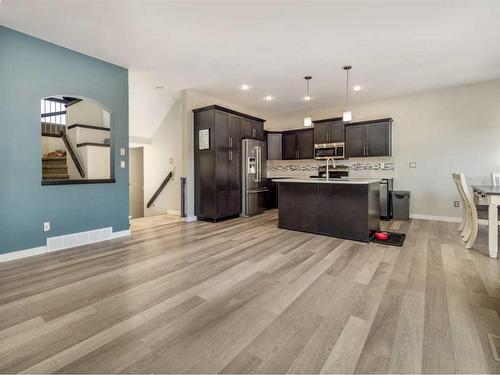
129,147,144,219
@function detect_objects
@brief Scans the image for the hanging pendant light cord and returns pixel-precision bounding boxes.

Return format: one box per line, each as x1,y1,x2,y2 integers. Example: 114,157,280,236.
346,68,349,108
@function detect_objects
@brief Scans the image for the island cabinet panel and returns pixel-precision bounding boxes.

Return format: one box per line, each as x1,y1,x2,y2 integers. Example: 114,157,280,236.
278,183,318,233
193,105,264,221
277,181,380,242
317,184,368,241
345,118,392,158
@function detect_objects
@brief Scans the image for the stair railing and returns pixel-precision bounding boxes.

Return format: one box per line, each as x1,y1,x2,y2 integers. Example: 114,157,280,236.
60,131,86,178
147,171,174,208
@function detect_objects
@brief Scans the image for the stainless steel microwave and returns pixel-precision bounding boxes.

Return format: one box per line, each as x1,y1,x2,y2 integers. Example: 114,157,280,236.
314,142,345,160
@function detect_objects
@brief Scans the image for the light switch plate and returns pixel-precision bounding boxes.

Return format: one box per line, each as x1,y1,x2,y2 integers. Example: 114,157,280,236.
44,222,51,232
409,162,417,168
120,160,126,169
454,201,460,207
120,148,126,156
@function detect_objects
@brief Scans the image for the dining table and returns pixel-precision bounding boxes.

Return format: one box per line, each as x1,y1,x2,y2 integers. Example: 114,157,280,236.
472,185,500,258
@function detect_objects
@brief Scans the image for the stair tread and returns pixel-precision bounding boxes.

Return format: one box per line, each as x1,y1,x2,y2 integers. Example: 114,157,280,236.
42,174,69,179
42,156,67,161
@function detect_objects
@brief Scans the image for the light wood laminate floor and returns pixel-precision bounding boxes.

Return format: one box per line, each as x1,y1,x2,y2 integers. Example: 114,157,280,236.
0,210,499,374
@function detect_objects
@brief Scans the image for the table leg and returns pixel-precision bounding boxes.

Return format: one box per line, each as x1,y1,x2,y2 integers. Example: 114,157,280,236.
488,203,498,258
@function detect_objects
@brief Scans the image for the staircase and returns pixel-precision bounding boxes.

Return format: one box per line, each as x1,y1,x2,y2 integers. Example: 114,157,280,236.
42,156,69,180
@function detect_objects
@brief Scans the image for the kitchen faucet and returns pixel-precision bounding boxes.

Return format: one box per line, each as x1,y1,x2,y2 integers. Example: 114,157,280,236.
326,156,336,181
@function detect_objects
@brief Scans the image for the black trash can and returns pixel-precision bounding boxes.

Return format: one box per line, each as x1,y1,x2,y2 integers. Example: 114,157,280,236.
392,191,410,220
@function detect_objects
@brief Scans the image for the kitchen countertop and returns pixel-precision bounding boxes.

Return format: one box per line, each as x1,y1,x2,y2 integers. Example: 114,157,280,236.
272,178,381,185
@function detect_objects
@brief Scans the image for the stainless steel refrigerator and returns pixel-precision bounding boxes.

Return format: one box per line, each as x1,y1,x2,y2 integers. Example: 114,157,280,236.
241,139,268,216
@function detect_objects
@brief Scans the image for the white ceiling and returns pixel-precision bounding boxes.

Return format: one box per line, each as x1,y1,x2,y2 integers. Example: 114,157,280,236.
1,0,500,137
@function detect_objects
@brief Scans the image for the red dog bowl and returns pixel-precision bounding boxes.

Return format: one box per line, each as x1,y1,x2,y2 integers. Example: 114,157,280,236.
375,231,389,241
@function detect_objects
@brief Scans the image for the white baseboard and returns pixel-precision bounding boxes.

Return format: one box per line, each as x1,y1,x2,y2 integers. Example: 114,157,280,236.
182,216,197,222
410,213,462,223
111,229,131,239
0,227,131,263
0,246,47,263
167,210,181,216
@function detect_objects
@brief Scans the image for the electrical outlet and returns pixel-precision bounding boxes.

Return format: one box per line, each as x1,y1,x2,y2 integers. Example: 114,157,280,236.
409,162,417,168
454,201,460,207
120,160,126,169
120,148,126,156
43,222,51,232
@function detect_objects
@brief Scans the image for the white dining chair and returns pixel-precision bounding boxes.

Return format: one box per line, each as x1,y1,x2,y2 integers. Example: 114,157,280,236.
491,172,500,186
452,173,468,235
456,173,500,249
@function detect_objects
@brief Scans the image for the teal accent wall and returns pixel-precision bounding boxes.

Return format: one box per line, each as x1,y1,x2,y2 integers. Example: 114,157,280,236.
0,26,129,254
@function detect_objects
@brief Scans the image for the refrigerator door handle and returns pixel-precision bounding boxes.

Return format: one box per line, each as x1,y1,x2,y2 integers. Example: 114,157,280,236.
255,146,261,182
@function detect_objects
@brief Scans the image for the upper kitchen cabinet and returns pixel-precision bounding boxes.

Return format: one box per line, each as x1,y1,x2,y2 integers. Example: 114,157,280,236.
214,110,241,150
282,129,314,160
345,118,392,158
241,118,265,141
267,132,282,160
313,117,344,144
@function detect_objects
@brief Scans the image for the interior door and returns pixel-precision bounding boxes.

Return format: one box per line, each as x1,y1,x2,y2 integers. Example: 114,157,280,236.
366,122,391,156
282,132,297,159
296,130,314,159
345,124,366,158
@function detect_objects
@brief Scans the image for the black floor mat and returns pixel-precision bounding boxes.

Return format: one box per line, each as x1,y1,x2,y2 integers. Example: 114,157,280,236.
371,231,406,247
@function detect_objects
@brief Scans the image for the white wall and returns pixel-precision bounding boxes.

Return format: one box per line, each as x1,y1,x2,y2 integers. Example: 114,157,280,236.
266,79,500,220
140,98,183,217
67,101,110,127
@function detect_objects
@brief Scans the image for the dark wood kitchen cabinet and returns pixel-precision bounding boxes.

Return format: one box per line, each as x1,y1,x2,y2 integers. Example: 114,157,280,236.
313,117,344,144
282,129,314,160
241,118,265,141
345,118,392,158
193,105,265,221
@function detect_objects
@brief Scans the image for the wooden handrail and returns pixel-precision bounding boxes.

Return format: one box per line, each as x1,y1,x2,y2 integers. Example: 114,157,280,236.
147,171,174,208
60,131,86,178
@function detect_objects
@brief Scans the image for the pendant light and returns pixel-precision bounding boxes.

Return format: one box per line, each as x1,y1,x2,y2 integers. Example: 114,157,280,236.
303,76,312,127
342,65,352,122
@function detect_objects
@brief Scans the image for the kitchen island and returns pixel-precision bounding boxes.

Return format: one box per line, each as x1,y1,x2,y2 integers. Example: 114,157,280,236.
275,178,381,242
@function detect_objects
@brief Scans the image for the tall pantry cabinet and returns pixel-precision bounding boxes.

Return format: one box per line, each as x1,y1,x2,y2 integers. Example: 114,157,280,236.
193,105,265,222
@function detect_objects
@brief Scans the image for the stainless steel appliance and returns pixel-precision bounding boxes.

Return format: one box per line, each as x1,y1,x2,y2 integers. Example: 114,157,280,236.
241,139,268,216
380,178,394,220
312,166,349,179
314,142,345,160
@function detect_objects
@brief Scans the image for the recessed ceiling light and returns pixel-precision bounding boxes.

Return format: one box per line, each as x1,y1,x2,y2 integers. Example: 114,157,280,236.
353,85,361,91
264,95,274,101
155,86,165,91
239,84,250,90
303,96,311,101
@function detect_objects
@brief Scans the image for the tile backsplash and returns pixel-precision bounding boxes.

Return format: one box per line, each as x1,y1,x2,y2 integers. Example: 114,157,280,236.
267,157,395,179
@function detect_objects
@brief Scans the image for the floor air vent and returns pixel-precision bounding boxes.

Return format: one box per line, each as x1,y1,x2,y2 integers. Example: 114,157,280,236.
46,227,112,252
